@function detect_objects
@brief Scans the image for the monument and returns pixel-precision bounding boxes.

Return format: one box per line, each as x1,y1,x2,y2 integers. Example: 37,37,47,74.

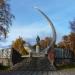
11,7,57,71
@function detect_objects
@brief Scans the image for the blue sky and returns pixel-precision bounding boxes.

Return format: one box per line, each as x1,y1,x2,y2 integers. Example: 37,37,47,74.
1,0,75,46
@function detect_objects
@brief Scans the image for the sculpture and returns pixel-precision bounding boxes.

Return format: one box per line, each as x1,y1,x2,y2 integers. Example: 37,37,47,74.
34,7,56,52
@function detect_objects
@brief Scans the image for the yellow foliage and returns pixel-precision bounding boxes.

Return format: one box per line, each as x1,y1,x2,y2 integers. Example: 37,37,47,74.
12,37,29,55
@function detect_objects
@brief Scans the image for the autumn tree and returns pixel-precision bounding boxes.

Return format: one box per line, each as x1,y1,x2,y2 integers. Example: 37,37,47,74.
68,33,75,56
57,41,64,48
12,37,29,65
45,37,52,47
12,37,29,55
40,40,46,49
57,35,71,49
62,35,70,49
69,19,75,56
40,37,52,49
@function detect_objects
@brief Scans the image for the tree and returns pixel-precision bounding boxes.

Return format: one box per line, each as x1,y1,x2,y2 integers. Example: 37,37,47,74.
69,33,75,55
40,40,46,49
0,0,14,39
58,41,65,48
45,37,52,47
62,35,69,49
12,37,29,55
39,37,52,49
70,19,75,33
57,35,71,49
12,37,29,64
69,19,75,56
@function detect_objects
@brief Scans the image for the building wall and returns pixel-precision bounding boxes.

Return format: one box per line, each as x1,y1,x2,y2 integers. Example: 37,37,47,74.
0,58,11,66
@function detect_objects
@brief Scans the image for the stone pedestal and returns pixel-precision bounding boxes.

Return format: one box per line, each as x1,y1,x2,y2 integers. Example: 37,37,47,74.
36,45,40,53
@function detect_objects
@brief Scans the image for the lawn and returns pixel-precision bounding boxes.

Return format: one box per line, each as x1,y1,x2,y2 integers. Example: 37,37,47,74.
0,64,10,71
57,64,75,70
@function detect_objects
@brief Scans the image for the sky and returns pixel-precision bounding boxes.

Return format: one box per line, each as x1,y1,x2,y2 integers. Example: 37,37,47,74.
1,0,75,47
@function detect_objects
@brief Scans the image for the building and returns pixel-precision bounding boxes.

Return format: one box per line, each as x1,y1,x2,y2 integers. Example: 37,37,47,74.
0,47,12,66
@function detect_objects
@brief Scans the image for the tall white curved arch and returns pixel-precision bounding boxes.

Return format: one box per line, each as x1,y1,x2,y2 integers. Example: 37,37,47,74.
34,7,56,52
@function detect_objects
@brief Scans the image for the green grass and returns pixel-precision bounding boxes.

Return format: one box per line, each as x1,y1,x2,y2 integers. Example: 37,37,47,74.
0,65,10,71
57,64,75,70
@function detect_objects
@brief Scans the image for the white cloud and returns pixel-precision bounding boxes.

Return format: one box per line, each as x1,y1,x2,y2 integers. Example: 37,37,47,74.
0,22,66,46
9,22,51,38
0,22,52,46
1,22,67,47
